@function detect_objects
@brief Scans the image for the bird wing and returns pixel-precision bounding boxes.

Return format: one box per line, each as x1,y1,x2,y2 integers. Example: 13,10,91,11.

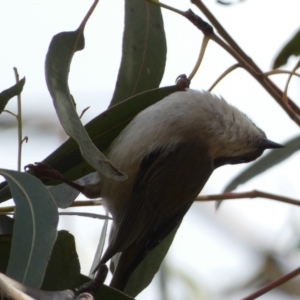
99,141,213,266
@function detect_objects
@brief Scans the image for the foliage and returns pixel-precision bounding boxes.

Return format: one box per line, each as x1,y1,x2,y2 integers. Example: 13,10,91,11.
0,0,300,299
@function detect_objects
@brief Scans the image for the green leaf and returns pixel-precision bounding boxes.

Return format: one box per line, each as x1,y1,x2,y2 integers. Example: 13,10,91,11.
110,0,166,107
45,27,126,182
0,78,25,114
223,135,299,192
42,85,178,182
124,225,179,297
273,30,300,69
0,235,11,273
1,169,58,288
0,215,14,235
41,231,80,291
97,285,135,300
0,86,178,204
90,207,109,277
79,274,135,300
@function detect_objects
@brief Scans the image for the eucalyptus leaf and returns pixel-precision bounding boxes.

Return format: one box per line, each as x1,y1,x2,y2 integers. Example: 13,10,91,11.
78,274,135,300
0,215,14,235
45,28,126,182
41,231,80,291
0,86,178,204
42,86,178,182
110,0,166,106
124,224,180,297
1,169,58,288
273,29,300,69
89,207,109,278
224,135,299,192
0,78,25,114
0,235,11,273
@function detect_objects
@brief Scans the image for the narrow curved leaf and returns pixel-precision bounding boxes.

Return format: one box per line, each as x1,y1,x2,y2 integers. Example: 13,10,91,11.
89,207,109,278
45,26,126,182
0,235,11,273
124,225,180,297
0,215,14,235
0,86,178,204
273,29,300,69
224,135,300,192
97,284,135,300
0,78,25,114
1,169,58,288
0,272,75,300
110,0,167,106
43,85,178,182
79,275,135,300
41,231,80,291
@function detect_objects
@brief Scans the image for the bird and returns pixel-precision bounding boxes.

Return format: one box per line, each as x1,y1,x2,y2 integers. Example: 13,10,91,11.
94,89,282,292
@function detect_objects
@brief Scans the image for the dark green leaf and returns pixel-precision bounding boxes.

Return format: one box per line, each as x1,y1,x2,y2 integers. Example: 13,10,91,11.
273,30,300,69
90,208,109,276
1,169,58,288
0,215,14,235
0,86,178,204
42,85,178,182
42,231,80,291
110,0,166,106
124,225,180,297
0,78,25,114
45,28,126,182
97,285,135,300
224,135,299,192
0,235,11,273
79,274,135,300
0,231,80,292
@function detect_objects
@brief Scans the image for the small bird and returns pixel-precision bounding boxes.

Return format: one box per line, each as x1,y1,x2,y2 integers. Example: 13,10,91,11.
95,89,281,292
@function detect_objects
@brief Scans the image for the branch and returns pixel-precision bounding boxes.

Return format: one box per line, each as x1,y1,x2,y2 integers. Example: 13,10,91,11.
241,265,300,300
196,190,300,207
208,63,241,91
190,0,300,126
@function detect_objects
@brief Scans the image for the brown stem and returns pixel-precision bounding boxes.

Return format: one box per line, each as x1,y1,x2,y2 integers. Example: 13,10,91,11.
196,190,300,207
13,67,23,172
208,63,241,91
190,0,300,126
283,59,300,103
241,265,300,300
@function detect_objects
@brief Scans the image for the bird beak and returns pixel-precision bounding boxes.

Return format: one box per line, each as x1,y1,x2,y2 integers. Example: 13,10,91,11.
260,138,284,149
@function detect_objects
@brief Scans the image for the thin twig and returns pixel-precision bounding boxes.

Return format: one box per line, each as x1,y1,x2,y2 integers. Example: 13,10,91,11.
59,212,111,220
208,63,240,91
79,106,90,119
3,110,17,118
21,136,29,144
188,36,210,81
0,199,104,214
73,0,99,57
196,190,300,207
147,0,186,17
72,199,104,207
2,190,299,214
241,265,300,300
264,69,300,79
151,0,300,125
283,59,300,103
190,0,300,126
13,67,23,172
